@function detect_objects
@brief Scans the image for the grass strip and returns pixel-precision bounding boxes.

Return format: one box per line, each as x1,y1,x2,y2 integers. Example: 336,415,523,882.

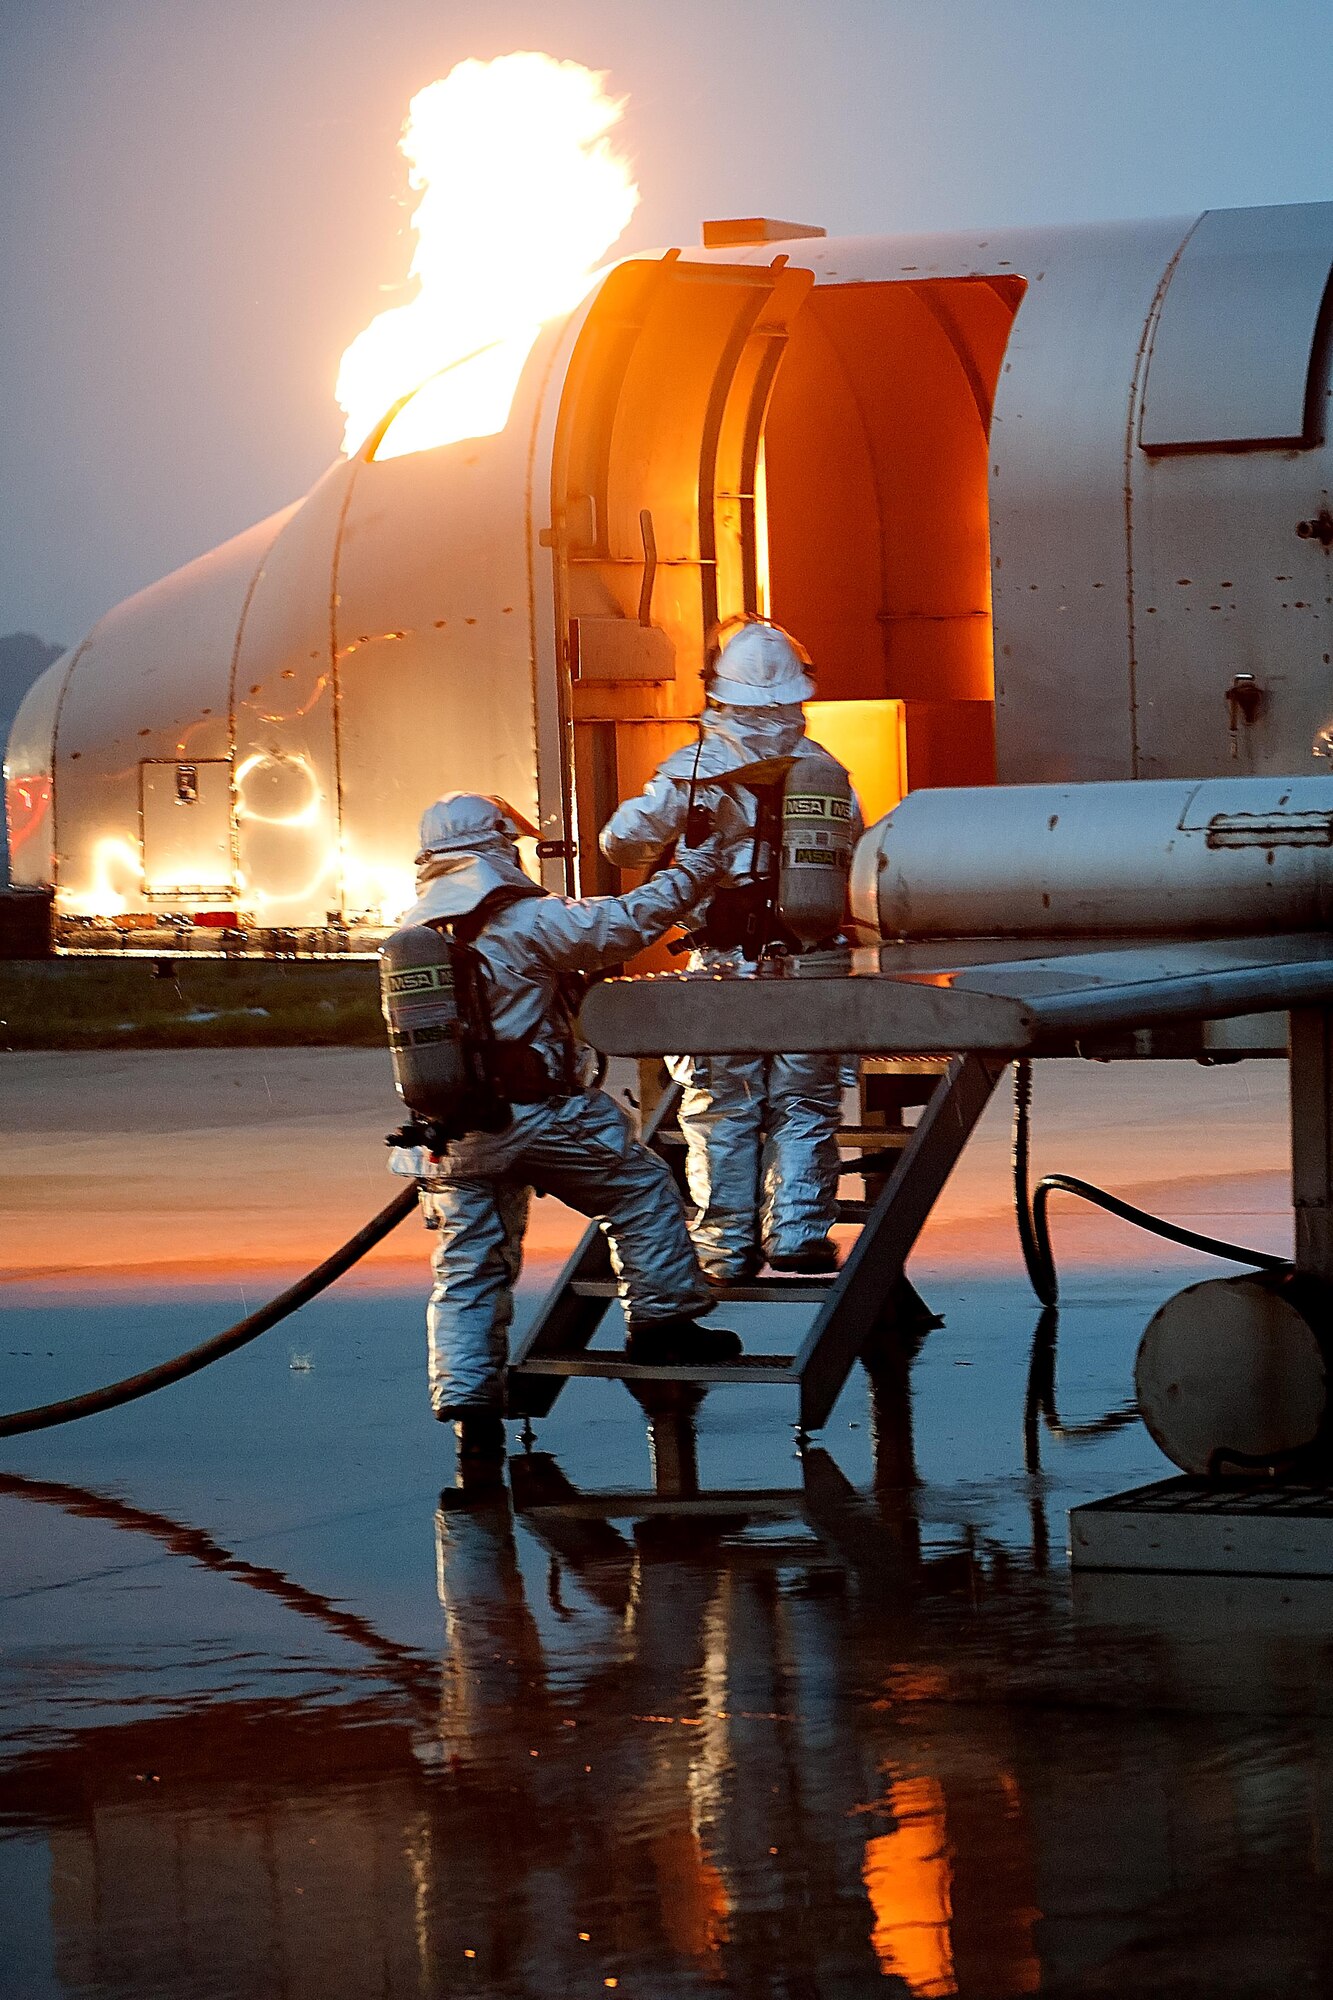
0,958,384,1050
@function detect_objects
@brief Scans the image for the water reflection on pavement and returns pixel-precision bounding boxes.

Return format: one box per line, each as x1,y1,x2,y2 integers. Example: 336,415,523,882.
3,1268,1333,1998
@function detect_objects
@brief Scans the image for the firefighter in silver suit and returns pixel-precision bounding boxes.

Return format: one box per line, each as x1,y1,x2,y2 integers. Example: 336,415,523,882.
599,620,862,1282
390,792,740,1459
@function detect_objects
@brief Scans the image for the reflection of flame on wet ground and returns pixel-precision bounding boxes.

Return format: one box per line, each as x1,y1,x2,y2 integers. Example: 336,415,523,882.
863,1775,957,1996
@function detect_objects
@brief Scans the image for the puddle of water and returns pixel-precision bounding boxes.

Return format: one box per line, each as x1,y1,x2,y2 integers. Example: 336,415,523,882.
5,1258,1333,1997
0,1047,1315,1993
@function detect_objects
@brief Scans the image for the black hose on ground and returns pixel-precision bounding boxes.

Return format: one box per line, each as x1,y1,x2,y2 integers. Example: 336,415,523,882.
0,1468,438,1698
0,1183,422,1439
1011,1058,1288,1308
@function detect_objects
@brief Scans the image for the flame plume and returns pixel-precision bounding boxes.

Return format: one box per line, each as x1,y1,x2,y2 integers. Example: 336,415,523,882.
337,53,639,460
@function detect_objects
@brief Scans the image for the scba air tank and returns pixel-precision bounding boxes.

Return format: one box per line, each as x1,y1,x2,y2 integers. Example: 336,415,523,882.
777,753,856,947
849,775,1333,939
379,922,504,1138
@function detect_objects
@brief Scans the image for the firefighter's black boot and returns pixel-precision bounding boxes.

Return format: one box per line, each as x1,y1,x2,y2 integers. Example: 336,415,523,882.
767,1240,839,1275
451,1411,506,1462
626,1319,743,1366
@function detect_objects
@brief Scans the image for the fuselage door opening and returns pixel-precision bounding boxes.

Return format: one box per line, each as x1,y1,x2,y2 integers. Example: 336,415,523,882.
549,260,1026,900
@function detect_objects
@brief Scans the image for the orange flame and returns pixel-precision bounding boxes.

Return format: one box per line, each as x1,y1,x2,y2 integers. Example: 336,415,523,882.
337,53,639,461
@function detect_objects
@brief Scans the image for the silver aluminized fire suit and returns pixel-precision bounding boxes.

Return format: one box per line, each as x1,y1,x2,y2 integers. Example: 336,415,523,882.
599,702,862,1279
390,795,727,1415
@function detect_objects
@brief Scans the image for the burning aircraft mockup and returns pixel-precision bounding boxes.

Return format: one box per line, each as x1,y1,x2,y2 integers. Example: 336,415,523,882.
8,53,1333,953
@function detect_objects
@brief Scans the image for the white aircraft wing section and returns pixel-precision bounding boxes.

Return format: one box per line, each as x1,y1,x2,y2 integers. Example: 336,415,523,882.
580,933,1333,1056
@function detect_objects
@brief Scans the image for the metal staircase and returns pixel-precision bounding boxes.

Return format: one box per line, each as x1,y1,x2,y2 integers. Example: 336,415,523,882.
507,1053,1005,1433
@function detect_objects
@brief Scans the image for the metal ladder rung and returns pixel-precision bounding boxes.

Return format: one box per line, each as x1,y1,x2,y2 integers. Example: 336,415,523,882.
517,1491,804,1520
515,1351,795,1385
662,1125,907,1151
570,1277,837,1304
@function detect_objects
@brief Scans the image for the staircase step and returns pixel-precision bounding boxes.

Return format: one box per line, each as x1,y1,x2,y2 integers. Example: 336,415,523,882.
836,1199,874,1222
512,1351,795,1385
655,1126,908,1152
570,1277,836,1303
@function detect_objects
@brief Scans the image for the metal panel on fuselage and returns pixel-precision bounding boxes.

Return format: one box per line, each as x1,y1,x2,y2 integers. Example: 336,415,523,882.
1139,203,1333,449
1130,207,1333,777
984,218,1194,781
50,506,292,918
5,648,76,888
140,759,233,901
333,364,547,927
230,464,353,930
1130,426,1333,776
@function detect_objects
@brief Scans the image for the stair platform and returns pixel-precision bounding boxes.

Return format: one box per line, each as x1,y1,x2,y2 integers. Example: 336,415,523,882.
1071,1477,1333,1578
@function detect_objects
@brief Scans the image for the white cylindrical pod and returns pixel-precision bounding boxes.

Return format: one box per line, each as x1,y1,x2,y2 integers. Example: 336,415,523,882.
777,752,856,947
1135,1275,1331,1476
850,776,1333,939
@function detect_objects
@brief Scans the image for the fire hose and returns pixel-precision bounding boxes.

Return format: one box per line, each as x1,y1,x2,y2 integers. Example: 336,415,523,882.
1011,1057,1287,1307
0,1184,421,1439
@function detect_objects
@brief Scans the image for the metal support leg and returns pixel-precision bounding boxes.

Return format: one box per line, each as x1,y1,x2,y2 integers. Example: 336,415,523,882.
865,1340,920,1492
795,1054,1006,1431
1290,1009,1333,1278
631,1383,704,1497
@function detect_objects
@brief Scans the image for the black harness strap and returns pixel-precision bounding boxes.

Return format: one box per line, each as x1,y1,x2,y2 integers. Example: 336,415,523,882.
447,886,582,1101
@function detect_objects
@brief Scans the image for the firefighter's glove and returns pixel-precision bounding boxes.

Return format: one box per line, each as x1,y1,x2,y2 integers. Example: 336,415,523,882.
680,830,737,890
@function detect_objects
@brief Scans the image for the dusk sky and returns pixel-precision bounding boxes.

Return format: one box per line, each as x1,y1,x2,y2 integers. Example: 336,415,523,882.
5,0,1333,647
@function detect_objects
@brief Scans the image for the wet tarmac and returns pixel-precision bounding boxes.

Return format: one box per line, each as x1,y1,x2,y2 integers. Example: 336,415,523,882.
2,1052,1326,1997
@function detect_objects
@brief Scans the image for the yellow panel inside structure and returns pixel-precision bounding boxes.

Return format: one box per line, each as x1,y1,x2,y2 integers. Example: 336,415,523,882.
803,699,907,828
